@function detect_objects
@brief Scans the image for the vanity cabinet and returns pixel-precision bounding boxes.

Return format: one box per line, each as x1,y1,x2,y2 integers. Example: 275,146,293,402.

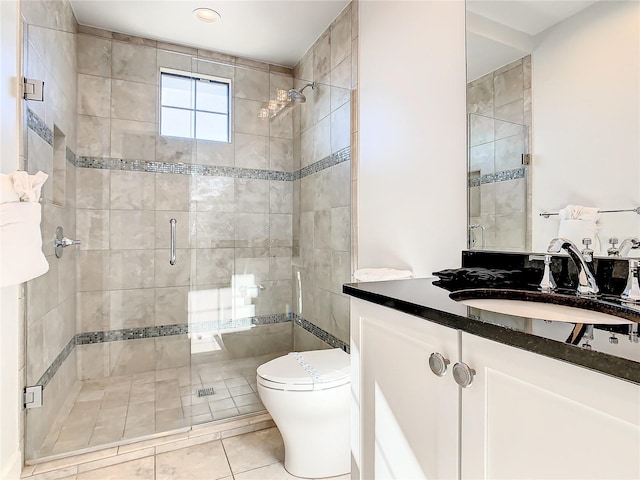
351,299,640,479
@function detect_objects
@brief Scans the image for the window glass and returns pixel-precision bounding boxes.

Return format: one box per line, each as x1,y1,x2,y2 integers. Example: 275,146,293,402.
196,112,228,142
160,71,231,142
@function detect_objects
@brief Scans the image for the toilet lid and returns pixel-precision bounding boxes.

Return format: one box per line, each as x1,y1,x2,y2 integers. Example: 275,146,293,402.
257,348,350,391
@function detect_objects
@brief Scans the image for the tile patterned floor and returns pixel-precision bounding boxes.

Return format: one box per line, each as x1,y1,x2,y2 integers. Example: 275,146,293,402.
23,426,351,480
37,353,286,458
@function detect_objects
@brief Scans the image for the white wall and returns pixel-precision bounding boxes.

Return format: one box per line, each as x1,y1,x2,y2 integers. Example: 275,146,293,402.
357,1,467,277
0,1,22,478
532,1,640,253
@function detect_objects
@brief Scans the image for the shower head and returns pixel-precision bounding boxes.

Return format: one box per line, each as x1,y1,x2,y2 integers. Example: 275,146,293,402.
288,82,316,103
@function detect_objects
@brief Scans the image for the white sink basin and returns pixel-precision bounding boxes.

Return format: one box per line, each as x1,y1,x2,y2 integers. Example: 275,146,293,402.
457,298,633,325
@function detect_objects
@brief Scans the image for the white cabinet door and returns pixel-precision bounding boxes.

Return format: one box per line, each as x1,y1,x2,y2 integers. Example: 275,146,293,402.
352,300,460,480
460,332,640,480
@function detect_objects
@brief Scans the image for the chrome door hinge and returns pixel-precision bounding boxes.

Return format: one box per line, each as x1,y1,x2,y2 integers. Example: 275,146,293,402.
24,385,43,409
521,153,532,165
23,77,44,101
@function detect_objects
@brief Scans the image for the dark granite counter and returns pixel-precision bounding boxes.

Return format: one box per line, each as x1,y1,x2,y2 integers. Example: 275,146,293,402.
343,277,640,385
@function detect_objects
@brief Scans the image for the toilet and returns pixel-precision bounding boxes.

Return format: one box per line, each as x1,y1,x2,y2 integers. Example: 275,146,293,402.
257,348,350,479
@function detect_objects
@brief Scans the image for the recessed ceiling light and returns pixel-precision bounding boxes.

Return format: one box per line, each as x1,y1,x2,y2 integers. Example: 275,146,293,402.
193,8,221,23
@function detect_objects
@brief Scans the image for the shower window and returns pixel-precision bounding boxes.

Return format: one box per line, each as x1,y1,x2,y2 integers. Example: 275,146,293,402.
160,69,231,142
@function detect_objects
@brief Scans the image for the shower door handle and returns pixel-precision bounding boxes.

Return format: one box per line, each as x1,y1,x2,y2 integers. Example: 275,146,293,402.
169,218,177,265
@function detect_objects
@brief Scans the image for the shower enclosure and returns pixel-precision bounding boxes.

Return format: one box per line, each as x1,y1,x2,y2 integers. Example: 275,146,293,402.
22,0,354,462
467,55,532,251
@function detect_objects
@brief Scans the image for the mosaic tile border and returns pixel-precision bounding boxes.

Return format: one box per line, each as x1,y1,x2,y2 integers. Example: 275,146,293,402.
292,313,350,353
36,337,75,389
27,108,53,146
293,147,351,180
26,109,350,182
468,167,526,187
39,314,292,389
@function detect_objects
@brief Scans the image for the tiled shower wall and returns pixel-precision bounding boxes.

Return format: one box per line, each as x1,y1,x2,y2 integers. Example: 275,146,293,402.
73,27,297,379
467,56,531,250
21,0,79,459
291,4,356,349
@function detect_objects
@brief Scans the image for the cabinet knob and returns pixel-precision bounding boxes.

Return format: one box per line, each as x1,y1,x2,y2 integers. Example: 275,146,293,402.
428,352,450,377
453,362,476,388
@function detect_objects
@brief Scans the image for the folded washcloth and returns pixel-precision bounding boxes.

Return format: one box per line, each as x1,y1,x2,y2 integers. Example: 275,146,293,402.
558,204,599,222
557,204,600,253
0,202,49,286
353,268,413,282
12,171,48,203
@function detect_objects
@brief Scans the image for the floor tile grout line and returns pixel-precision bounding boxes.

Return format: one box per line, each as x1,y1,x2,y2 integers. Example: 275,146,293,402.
219,438,235,480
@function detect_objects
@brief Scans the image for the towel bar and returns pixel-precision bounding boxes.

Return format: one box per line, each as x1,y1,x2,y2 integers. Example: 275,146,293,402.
540,207,640,218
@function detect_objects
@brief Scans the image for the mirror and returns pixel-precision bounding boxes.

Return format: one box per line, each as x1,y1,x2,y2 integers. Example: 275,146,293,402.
466,0,640,257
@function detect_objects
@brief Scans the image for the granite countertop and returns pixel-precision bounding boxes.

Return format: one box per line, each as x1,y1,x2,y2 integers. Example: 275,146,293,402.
343,277,640,385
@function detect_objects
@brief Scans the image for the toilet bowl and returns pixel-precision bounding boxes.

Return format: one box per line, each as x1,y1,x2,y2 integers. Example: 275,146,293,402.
257,348,350,479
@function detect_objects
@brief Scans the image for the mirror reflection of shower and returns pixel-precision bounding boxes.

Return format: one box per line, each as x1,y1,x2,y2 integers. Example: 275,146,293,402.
259,82,316,119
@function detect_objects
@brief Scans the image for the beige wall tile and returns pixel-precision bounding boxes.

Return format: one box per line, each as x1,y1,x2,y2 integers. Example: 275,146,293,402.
155,173,191,210
155,287,188,325
110,170,155,210
78,251,110,292
269,214,292,247
78,34,112,77
331,102,350,152
235,179,269,213
111,42,157,84
109,210,155,250
312,31,331,83
155,249,191,287
235,133,268,169
77,74,111,117
156,136,194,164
313,117,331,162
77,168,110,209
108,250,155,289
269,138,293,172
111,80,157,123
76,209,110,250
234,68,270,102
77,115,110,157
77,291,110,333
234,99,269,136
194,212,234,248
235,214,269,248
193,248,234,285
109,289,155,329
269,181,292,214
195,140,234,167
331,7,352,69
109,339,157,376
110,119,156,161
191,176,234,212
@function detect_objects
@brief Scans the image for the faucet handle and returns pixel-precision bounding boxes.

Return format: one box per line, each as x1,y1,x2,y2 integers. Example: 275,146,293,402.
608,237,620,256
621,259,640,303
581,238,594,262
539,254,557,293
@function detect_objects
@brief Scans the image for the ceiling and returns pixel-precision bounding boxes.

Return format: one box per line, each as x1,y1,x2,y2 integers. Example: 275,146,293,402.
466,0,599,80
69,0,350,67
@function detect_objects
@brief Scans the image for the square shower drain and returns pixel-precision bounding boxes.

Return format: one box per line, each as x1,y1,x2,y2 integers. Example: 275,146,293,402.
196,387,216,397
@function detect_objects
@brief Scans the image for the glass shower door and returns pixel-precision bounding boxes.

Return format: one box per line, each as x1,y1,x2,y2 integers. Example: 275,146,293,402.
468,112,530,251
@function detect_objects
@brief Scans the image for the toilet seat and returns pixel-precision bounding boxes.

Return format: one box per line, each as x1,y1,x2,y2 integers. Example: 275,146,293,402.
257,349,350,391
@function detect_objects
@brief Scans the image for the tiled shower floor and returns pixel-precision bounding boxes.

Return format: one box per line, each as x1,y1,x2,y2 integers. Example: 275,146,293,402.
36,352,286,458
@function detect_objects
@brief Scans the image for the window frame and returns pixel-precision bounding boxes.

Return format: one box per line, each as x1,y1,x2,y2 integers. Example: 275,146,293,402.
159,67,232,143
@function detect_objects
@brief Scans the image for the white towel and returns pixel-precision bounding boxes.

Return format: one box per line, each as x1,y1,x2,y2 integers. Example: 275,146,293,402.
12,171,48,203
557,204,600,253
0,202,49,286
353,268,413,282
0,174,20,204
